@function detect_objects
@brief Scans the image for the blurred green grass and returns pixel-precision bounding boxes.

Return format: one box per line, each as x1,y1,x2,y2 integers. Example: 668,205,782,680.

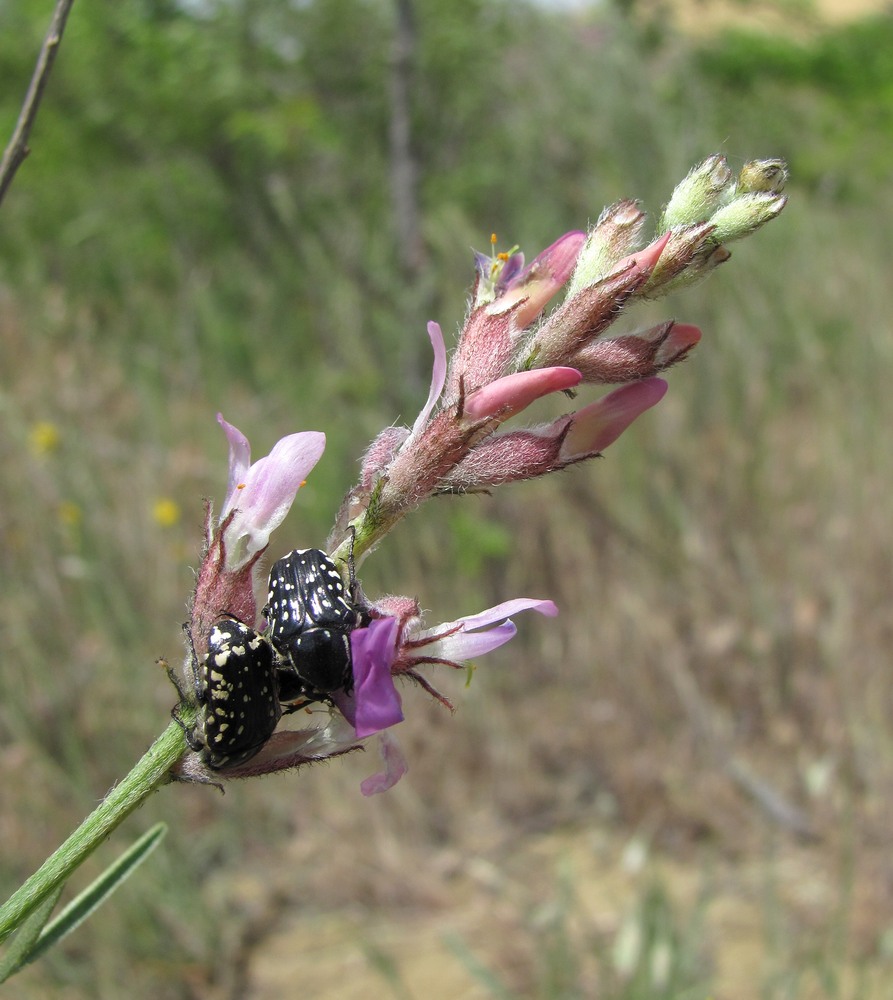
2,0,893,996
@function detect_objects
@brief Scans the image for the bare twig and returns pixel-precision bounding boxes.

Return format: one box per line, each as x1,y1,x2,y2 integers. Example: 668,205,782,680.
0,0,76,209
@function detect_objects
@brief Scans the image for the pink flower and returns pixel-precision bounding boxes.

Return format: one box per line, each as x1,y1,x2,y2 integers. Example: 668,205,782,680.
332,597,557,795
447,232,585,401
190,417,326,649
486,231,586,329
217,415,326,570
436,378,668,492
344,598,559,739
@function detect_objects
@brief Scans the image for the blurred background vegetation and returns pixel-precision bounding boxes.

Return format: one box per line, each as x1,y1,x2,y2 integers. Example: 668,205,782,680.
1,0,892,996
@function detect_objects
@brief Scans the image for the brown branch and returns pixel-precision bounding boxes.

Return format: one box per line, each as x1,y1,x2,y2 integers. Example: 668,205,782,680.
0,0,76,209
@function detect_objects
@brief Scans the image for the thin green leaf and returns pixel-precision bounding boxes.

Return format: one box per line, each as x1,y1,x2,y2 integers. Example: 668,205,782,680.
23,823,167,966
444,933,514,1000
361,942,414,1000
0,885,63,983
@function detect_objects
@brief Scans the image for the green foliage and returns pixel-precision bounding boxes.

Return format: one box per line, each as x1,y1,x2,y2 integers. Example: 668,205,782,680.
694,16,893,187
697,15,893,97
0,824,167,980
0,0,709,405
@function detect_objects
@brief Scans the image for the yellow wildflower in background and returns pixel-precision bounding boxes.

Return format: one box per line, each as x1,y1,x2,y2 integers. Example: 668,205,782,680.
28,421,60,456
152,498,181,528
57,501,82,527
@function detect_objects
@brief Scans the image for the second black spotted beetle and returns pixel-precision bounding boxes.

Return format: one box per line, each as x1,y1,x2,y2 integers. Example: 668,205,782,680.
265,548,365,701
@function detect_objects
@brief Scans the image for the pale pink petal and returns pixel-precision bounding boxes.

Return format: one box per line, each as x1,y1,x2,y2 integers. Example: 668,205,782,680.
409,321,448,441
223,431,326,564
464,367,582,421
443,597,559,632
561,378,667,459
429,619,518,660
360,730,409,796
417,598,558,660
217,414,252,506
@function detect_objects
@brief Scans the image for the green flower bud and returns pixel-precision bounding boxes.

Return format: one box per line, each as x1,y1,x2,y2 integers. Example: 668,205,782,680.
659,155,734,229
737,158,788,194
709,192,787,244
566,200,646,297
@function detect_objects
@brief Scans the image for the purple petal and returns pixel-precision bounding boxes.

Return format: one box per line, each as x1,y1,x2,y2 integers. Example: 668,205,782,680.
473,247,525,301
494,251,525,293
408,322,448,441
350,617,404,738
217,414,251,504
472,249,491,280
360,731,409,796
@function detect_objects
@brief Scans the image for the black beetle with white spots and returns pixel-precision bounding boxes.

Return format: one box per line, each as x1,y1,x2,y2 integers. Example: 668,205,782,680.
265,548,366,703
171,548,366,774
184,618,282,770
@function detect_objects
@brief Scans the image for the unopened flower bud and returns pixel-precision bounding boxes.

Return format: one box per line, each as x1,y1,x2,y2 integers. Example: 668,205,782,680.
565,201,646,298
437,425,568,491
708,191,787,244
463,367,582,421
659,155,734,229
642,222,717,296
360,426,410,488
526,236,667,369
653,245,732,296
737,158,788,194
568,322,700,384
560,378,668,460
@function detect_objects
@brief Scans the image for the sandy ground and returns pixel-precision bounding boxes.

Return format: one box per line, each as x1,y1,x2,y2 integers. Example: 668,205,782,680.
242,821,886,1000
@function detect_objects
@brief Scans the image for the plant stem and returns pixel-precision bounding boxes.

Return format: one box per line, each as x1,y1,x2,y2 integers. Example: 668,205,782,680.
0,718,187,945
0,0,76,208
